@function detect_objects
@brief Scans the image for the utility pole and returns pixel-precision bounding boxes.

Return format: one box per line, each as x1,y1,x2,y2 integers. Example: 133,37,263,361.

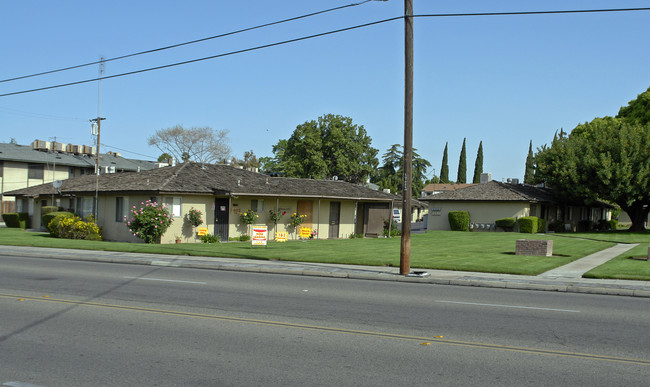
91,57,105,223
400,0,414,275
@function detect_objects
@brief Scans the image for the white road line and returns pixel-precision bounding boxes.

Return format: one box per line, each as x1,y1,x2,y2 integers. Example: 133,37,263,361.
123,276,206,285
436,300,580,313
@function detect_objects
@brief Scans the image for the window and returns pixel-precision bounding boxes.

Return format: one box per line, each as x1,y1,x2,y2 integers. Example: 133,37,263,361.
0,161,3,177
68,167,75,178
115,197,129,222
76,197,95,219
251,199,264,212
28,164,44,179
164,196,182,217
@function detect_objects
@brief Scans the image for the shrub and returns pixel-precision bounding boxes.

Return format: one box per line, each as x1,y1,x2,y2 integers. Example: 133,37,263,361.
348,233,364,239
43,211,74,231
518,216,538,234
448,211,470,231
2,212,30,229
41,206,59,222
608,219,618,230
578,220,594,232
240,210,259,226
125,200,173,243
548,220,565,233
495,217,516,231
199,233,220,243
537,218,546,233
187,208,203,227
239,234,251,241
47,213,102,240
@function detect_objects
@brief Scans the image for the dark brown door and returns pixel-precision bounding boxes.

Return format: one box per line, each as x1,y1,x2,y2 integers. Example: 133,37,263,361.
329,201,340,239
214,198,229,241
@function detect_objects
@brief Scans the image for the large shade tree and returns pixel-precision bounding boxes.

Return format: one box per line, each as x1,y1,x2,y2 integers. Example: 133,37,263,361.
148,125,230,164
263,114,378,184
535,112,650,231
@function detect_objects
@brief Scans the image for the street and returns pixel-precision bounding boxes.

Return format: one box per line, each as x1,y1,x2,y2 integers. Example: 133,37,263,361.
1,254,648,386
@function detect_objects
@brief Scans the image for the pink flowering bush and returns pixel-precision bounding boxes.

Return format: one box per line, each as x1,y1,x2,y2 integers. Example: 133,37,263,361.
125,200,173,243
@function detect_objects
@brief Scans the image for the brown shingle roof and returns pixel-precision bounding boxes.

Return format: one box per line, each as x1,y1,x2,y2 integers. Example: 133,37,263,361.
420,180,614,208
6,162,398,201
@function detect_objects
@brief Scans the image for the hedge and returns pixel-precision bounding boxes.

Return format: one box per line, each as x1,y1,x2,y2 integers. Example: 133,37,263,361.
537,218,546,233
495,217,516,231
448,211,470,231
2,212,30,229
518,216,538,234
43,211,75,231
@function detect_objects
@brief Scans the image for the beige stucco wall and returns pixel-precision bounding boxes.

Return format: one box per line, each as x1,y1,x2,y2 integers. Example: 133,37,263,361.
228,197,358,241
427,201,530,231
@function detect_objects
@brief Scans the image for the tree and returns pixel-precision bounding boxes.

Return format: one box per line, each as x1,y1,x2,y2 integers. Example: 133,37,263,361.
472,141,483,184
457,138,467,184
524,140,535,184
147,125,230,164
157,153,173,164
266,114,378,184
373,144,431,197
535,116,650,231
440,142,449,183
233,150,262,170
617,86,650,125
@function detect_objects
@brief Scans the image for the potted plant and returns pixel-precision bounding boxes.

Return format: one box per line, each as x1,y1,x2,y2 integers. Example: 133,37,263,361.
175,235,182,244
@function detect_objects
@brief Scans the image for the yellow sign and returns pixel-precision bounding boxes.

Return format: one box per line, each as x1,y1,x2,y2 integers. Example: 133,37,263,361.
197,227,208,236
275,231,288,242
299,227,312,239
252,225,268,246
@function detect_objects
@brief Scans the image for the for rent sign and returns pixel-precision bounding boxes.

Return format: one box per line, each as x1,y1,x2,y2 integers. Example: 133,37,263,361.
252,225,268,246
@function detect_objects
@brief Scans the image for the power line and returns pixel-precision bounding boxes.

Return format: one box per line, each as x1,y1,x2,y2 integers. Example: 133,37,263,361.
1,6,648,98
0,16,402,97
101,143,157,159
0,0,380,84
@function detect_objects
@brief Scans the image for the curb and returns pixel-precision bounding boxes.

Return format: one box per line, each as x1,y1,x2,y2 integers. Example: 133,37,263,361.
1,247,649,298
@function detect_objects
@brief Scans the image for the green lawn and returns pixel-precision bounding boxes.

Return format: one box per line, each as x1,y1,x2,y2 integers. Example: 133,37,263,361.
0,228,621,276
583,243,650,281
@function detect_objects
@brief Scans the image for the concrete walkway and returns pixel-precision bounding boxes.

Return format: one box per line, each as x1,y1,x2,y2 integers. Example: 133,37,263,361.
0,244,649,298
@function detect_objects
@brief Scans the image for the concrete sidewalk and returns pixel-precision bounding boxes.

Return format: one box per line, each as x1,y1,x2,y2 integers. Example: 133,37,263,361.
1,244,649,298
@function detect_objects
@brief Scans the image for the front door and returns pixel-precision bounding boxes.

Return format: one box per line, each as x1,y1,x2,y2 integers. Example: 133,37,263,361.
297,200,313,230
329,202,340,238
214,198,229,241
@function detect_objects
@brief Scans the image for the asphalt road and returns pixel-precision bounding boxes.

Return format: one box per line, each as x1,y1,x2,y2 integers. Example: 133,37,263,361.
1,254,649,386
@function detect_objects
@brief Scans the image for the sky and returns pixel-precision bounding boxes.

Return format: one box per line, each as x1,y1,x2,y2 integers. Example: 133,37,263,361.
1,0,649,183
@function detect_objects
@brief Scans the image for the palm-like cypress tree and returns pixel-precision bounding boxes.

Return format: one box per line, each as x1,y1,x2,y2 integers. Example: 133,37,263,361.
440,142,449,183
524,140,535,184
472,141,483,184
457,138,467,184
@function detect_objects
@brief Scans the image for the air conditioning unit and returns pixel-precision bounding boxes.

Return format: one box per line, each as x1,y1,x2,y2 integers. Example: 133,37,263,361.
51,142,66,152
108,166,116,173
83,145,96,156
67,144,82,154
31,140,50,151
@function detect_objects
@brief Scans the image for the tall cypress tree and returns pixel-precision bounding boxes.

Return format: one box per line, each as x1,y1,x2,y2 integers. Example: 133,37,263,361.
440,142,449,183
457,138,467,184
524,140,535,184
472,141,483,184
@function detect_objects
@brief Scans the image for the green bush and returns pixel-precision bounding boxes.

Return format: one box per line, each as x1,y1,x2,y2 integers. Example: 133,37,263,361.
125,200,173,244
199,233,220,243
239,234,251,241
348,234,364,239
43,211,74,230
448,211,470,231
518,216,538,234
495,217,516,231
2,212,30,229
537,218,546,233
548,220,565,233
47,213,102,240
608,219,618,230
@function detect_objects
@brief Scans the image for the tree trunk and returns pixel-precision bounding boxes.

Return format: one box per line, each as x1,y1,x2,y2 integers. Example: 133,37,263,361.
622,202,649,232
